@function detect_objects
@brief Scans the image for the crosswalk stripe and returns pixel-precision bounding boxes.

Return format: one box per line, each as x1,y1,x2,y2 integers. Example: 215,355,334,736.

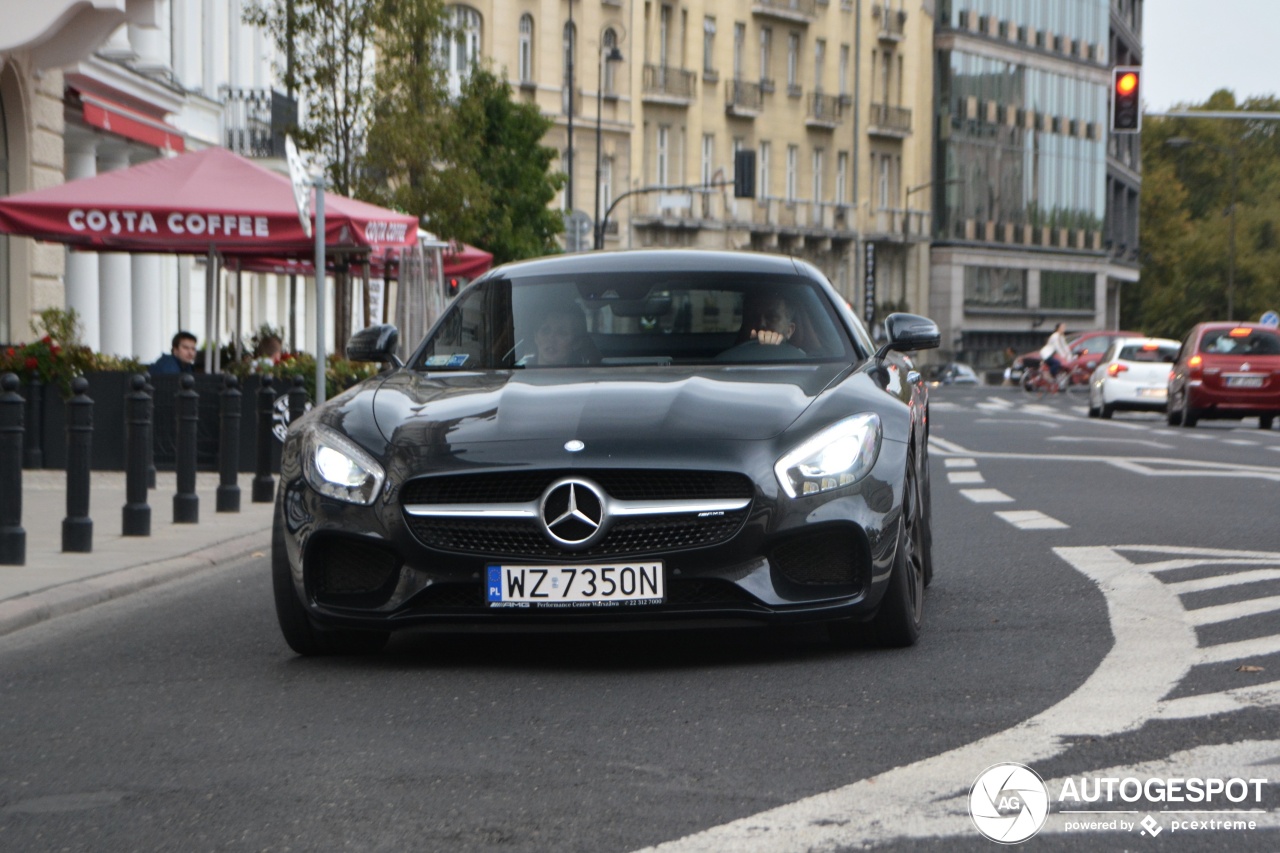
1167,568,1280,594
995,510,1069,530
947,471,984,484
1194,634,1280,665
1155,682,1280,720
1185,595,1280,626
959,488,1014,503
943,457,977,468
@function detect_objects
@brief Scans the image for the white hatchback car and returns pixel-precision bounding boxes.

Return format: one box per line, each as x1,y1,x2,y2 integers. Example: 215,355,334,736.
1088,337,1180,419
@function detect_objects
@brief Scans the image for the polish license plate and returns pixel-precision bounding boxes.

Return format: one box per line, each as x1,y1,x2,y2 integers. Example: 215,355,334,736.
487,563,664,608
1226,375,1264,388
1137,387,1165,398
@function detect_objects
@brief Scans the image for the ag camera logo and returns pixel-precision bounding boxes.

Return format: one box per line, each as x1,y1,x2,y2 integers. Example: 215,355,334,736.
969,763,1050,844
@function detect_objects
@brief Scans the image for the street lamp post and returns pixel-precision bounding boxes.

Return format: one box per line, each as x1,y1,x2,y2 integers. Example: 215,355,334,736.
566,1,574,217
1167,136,1240,321
594,45,624,250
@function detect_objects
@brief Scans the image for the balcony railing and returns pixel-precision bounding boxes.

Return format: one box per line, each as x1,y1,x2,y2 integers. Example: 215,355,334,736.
222,88,297,159
726,79,764,115
806,93,843,127
873,3,907,39
869,102,912,135
753,0,818,22
643,64,696,101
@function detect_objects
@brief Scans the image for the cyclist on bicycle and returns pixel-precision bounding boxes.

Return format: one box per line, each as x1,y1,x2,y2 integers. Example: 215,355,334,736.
1039,322,1072,379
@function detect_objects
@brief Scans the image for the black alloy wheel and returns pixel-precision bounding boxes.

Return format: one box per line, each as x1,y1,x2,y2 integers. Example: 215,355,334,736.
870,451,926,647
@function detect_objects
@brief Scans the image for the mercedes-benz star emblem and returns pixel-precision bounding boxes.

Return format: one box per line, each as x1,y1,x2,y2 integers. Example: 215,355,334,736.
539,478,607,548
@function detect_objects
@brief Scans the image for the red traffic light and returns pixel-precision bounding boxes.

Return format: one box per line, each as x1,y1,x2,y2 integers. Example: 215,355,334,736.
1116,72,1138,96
1111,66,1141,133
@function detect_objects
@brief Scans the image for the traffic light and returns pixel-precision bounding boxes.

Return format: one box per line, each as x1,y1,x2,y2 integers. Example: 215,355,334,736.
446,277,461,297
1111,66,1141,133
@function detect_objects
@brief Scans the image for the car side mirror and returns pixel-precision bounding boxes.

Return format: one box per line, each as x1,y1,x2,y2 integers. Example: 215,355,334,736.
346,323,403,367
878,313,941,359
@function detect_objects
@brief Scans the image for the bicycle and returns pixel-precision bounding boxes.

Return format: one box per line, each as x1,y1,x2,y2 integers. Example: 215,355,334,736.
1021,359,1090,398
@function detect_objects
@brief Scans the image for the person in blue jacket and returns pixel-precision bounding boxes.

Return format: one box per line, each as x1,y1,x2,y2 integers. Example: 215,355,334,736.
151,331,198,374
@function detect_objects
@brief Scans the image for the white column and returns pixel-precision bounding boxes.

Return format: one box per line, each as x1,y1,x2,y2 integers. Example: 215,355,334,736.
64,140,101,351
132,253,163,362
97,147,133,358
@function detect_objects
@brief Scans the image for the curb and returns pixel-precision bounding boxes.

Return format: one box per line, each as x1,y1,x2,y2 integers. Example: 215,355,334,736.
0,529,272,639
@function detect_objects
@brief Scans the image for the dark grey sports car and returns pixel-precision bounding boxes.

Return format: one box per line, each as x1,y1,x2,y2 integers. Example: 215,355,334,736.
273,249,939,654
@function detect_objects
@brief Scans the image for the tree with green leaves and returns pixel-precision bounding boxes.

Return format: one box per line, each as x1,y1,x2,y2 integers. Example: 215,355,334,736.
244,0,380,197
1134,91,1280,338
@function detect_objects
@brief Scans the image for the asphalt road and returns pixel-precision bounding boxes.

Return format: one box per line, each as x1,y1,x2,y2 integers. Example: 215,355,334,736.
1,384,1277,852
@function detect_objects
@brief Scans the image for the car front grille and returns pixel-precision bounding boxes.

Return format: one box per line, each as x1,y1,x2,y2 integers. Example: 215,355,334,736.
401,469,754,559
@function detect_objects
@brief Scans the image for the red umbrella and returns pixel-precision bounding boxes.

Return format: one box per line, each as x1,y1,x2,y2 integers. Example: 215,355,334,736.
0,146,416,256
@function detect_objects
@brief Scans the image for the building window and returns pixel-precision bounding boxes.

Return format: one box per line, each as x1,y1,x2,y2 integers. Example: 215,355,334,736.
656,125,670,186
877,154,890,208
838,44,850,97
787,32,801,89
600,157,613,220
812,148,824,204
1040,271,1096,310
758,140,771,200
964,267,1028,308
562,21,576,115
701,134,715,185
733,23,746,79
659,5,672,68
603,27,619,93
518,15,534,83
814,39,825,93
444,6,482,97
759,27,772,84
836,152,848,205
703,17,716,75
786,144,798,202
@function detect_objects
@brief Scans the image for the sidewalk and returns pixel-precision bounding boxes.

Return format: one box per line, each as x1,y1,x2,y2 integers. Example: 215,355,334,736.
0,470,274,637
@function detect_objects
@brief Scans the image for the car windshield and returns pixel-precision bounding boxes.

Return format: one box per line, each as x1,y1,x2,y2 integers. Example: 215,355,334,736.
1118,343,1178,362
413,272,858,370
1198,328,1280,356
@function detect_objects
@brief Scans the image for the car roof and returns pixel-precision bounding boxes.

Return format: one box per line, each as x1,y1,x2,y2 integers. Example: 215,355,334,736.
1192,321,1276,332
481,248,819,280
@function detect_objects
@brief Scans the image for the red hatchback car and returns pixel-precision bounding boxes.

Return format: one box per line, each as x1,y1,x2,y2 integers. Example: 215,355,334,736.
1167,323,1280,428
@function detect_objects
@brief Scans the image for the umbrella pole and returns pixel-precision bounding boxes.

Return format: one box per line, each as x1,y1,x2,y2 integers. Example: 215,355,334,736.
314,182,326,405
204,247,218,374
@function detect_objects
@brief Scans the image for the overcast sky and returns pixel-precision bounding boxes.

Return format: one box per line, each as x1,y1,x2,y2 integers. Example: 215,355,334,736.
1142,0,1280,111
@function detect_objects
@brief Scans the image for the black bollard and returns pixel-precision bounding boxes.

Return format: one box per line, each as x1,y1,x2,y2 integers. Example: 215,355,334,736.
143,371,156,489
289,374,308,426
122,374,151,536
23,375,43,469
62,377,93,552
173,373,199,523
217,374,241,513
252,375,277,503
0,373,26,565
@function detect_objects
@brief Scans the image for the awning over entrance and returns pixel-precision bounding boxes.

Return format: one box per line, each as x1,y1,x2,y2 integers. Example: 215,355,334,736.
75,90,185,153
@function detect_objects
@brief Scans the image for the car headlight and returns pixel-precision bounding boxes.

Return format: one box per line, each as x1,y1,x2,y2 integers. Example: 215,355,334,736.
775,413,882,499
300,425,386,505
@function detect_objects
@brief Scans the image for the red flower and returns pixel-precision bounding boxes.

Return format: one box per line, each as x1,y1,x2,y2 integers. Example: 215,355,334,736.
40,335,52,344
24,357,39,370
4,347,13,357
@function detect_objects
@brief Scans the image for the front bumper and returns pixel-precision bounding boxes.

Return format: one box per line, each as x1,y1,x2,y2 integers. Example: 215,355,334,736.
276,445,907,634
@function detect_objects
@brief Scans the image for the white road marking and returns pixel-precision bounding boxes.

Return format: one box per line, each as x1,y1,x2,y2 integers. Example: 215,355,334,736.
959,488,1014,503
995,510,1069,530
947,471,985,484
943,457,977,468
1225,439,1261,446
1046,435,1174,449
1167,566,1280,593
975,418,1060,427
984,396,1015,408
928,436,970,455
631,545,1202,852
1195,634,1280,665
1184,595,1280,626
1156,687,1280,720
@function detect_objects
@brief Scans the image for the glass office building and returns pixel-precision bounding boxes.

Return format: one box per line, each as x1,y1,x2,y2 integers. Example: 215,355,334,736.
930,0,1135,371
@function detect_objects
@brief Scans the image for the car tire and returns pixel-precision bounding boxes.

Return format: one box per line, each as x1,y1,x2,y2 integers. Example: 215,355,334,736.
869,452,925,648
1261,415,1275,430
272,510,390,656
1100,403,1114,419
1021,373,1037,393
1183,395,1199,428
1166,395,1183,426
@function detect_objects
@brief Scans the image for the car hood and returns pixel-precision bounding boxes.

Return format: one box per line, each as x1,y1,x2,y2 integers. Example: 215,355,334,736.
370,365,849,449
